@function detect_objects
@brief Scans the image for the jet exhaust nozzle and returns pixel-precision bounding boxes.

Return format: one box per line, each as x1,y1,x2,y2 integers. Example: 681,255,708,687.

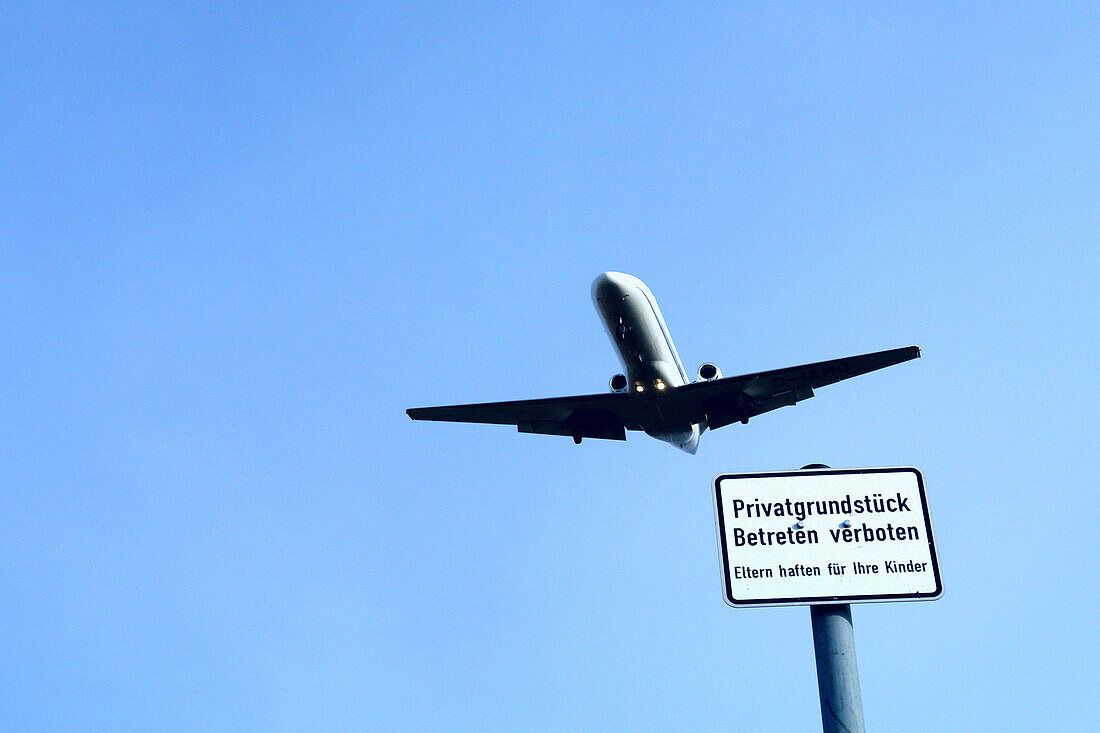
697,363,722,381
609,373,629,392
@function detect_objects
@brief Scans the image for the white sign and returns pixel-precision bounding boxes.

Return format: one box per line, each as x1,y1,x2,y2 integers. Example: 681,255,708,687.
714,467,942,607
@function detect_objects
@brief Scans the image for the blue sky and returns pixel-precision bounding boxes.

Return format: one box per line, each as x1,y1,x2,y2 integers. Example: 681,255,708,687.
2,2,1098,730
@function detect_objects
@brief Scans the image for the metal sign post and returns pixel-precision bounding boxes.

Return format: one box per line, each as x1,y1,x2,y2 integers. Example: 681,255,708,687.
811,603,864,733
800,465,864,733
800,466,864,732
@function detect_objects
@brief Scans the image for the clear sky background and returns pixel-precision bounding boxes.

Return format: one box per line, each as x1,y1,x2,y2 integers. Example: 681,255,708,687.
2,3,1098,731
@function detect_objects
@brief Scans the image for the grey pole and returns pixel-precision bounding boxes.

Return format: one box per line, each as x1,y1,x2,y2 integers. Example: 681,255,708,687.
810,603,865,733
802,465,865,733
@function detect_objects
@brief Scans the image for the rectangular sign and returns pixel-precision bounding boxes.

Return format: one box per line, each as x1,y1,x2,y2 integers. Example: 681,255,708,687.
714,467,942,607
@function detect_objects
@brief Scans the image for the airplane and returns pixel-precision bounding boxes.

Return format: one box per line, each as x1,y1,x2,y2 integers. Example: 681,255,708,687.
407,272,920,453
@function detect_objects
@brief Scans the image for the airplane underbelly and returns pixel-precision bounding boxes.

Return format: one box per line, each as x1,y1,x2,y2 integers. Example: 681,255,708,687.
618,306,676,373
646,422,700,453
645,424,693,442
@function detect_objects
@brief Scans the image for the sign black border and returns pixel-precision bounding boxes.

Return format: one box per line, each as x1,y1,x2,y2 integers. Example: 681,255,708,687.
713,467,943,608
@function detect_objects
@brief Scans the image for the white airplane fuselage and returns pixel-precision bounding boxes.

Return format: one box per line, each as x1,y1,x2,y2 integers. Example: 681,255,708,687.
592,272,701,453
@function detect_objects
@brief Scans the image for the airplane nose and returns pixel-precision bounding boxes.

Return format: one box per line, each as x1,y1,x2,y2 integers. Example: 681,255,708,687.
591,271,634,303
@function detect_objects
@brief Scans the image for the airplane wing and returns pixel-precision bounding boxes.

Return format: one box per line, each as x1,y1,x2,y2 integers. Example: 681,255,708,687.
407,346,920,442
674,346,921,431
407,391,640,441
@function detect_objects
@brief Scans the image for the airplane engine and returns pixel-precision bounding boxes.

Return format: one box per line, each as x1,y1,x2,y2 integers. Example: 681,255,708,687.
696,363,722,382
609,373,629,392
